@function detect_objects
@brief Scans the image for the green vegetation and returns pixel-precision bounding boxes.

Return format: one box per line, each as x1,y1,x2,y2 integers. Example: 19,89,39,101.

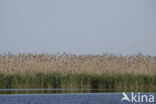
0,53,156,93
0,72,156,92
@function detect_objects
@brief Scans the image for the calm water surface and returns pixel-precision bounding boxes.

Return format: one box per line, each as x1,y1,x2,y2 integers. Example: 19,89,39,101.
0,89,155,104
0,93,124,104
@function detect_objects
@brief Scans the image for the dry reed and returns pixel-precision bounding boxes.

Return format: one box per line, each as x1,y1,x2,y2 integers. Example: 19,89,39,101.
0,53,156,75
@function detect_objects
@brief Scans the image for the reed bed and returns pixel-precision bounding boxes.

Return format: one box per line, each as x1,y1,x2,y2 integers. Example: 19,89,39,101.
0,73,156,92
0,53,156,75
0,53,156,91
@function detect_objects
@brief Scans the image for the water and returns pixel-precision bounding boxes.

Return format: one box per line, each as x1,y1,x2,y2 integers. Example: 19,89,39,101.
0,93,121,104
0,89,155,104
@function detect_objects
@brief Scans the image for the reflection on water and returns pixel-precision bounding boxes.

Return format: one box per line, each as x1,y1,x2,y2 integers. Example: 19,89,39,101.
0,89,115,94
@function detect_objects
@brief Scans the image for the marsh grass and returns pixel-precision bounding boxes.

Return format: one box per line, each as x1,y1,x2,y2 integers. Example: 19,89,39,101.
0,53,156,91
0,53,156,75
0,73,156,92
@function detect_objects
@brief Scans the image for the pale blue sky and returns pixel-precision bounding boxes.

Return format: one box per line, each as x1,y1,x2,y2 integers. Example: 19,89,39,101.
0,0,156,55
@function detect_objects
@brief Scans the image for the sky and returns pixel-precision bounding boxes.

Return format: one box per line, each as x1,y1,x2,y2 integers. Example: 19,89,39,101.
0,0,156,55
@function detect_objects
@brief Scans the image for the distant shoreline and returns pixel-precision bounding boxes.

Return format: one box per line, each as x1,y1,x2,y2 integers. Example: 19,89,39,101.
0,53,156,91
